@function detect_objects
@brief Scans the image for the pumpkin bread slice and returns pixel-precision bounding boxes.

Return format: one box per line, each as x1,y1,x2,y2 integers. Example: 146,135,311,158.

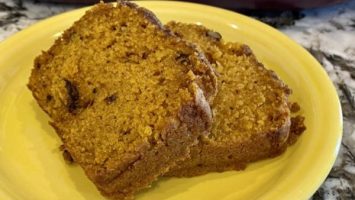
165,22,305,177
28,3,217,199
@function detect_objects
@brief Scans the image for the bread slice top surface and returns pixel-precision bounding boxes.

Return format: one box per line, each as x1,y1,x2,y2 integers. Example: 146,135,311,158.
167,21,291,144
29,2,216,121
28,3,215,178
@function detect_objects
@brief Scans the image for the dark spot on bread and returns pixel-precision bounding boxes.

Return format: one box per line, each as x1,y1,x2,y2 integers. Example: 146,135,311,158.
148,136,157,145
161,101,168,109
105,94,117,104
141,23,147,28
106,40,116,49
35,62,41,69
175,53,191,65
158,77,165,84
46,94,53,102
64,79,79,113
92,88,97,94
120,22,127,27
63,149,74,164
153,71,161,76
142,52,149,59
122,129,131,135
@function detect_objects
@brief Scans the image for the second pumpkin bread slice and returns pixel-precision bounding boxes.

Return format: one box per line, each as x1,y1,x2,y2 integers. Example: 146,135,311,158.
165,21,305,177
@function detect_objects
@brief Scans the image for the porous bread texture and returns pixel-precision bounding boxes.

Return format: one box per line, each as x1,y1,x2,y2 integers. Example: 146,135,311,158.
28,3,217,199
165,22,305,177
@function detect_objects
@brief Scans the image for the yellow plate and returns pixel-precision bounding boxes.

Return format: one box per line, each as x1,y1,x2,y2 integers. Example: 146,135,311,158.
0,1,342,200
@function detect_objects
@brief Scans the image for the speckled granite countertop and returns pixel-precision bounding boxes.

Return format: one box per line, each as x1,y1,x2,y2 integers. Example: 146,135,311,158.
1,0,354,199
